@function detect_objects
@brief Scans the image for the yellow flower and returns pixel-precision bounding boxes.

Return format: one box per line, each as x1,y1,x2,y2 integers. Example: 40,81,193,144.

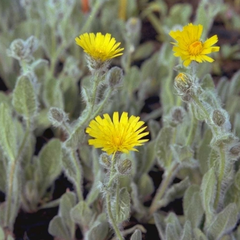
75,32,124,62
169,23,220,67
86,112,149,155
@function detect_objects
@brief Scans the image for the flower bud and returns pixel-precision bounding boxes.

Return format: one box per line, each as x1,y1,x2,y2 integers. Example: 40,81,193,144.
48,107,68,127
126,18,141,46
174,73,192,93
106,66,123,88
211,109,231,131
7,36,38,62
169,106,186,127
100,153,111,168
229,143,240,156
116,159,132,175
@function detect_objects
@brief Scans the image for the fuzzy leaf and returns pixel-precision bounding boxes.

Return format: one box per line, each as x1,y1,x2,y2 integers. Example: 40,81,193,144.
155,126,173,169
197,129,212,174
43,78,64,108
132,41,155,61
59,192,76,239
112,187,130,224
138,174,154,198
201,74,215,90
130,229,142,240
185,191,204,228
71,201,93,228
181,221,192,240
131,182,146,216
165,213,181,237
12,75,37,118
153,213,165,240
166,223,179,240
193,228,207,240
86,221,108,240
38,139,62,192
48,216,71,240
200,168,217,224
62,147,83,201
159,177,190,208
207,203,238,240
0,103,17,162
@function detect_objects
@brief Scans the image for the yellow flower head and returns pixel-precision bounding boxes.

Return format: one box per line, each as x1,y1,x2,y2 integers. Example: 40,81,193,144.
75,32,124,62
86,112,149,155
169,23,220,67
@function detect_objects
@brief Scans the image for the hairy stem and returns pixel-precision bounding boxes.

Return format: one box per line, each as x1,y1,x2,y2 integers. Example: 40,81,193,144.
149,162,179,215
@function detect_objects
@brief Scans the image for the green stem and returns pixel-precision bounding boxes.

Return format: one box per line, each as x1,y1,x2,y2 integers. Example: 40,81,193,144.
71,150,83,201
149,162,179,215
106,193,124,240
106,153,124,240
186,104,198,146
214,143,226,209
191,94,218,135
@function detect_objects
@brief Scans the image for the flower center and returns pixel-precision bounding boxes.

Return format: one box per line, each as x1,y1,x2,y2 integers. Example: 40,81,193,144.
189,41,203,55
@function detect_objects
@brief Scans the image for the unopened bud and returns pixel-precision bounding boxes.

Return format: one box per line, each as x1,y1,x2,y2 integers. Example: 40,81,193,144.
211,109,231,131
100,153,111,168
106,66,123,88
169,106,185,127
48,107,68,127
116,159,132,175
126,18,141,35
7,36,38,62
230,143,240,156
174,73,192,93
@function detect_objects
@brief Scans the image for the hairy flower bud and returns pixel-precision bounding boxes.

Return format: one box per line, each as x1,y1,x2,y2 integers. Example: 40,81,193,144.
229,143,240,156
211,109,231,131
174,73,192,93
106,66,123,88
100,153,111,168
116,159,132,175
48,107,68,127
7,36,38,62
169,106,186,127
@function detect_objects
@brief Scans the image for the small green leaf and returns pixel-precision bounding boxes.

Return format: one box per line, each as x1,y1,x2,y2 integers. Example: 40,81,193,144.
193,228,207,240
130,229,142,240
48,216,71,240
197,129,212,174
132,41,155,61
165,213,181,238
43,78,64,108
159,177,190,208
86,221,108,240
38,139,62,192
181,221,192,240
12,75,37,119
62,147,83,201
112,187,130,224
166,223,179,240
207,203,238,240
138,174,154,198
0,103,17,162
71,201,93,228
153,213,165,240
201,74,215,90
200,168,217,224
155,126,174,169
185,191,204,228
59,192,76,239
